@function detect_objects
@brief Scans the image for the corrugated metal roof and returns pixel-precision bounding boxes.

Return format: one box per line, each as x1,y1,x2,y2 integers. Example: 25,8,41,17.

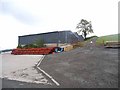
19,30,71,37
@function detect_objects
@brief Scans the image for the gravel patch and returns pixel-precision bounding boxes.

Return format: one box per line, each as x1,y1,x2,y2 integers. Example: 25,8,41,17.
39,37,118,88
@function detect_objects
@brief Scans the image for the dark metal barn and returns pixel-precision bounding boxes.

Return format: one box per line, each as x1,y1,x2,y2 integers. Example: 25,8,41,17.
18,30,84,46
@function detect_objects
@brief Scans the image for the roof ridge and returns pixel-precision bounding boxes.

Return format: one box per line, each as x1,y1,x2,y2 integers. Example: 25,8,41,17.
19,30,71,37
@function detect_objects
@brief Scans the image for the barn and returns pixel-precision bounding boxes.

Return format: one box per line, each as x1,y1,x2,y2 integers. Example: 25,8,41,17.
18,30,84,47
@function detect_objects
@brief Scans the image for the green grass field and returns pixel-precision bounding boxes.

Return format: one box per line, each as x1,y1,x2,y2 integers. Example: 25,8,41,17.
96,34,120,45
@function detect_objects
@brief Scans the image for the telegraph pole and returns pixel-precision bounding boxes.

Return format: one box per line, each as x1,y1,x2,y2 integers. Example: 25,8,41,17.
57,31,59,47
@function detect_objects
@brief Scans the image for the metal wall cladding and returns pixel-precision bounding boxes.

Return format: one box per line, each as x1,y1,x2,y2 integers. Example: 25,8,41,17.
18,31,84,45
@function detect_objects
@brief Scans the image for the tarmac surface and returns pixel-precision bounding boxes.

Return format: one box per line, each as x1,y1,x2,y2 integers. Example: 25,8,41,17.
39,37,119,88
1,37,119,88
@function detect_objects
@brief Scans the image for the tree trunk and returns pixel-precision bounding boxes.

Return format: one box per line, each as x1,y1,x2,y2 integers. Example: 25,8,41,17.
84,31,87,40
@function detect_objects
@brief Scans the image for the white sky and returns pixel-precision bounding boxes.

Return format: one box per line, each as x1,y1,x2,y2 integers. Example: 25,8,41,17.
0,0,119,50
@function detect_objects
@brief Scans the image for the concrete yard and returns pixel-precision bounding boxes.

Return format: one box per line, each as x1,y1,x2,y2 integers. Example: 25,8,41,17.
1,53,52,87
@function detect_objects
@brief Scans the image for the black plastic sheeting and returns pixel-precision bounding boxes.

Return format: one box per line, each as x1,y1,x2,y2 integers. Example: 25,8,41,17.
55,47,64,53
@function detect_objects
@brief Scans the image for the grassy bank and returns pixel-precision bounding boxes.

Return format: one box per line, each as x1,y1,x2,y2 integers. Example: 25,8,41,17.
96,34,120,45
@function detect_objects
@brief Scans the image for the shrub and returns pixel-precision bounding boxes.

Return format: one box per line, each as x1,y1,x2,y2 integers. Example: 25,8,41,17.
17,39,46,49
23,44,37,48
17,44,23,48
34,39,45,48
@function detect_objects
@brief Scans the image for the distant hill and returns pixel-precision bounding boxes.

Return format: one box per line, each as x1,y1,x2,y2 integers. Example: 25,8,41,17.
96,34,120,45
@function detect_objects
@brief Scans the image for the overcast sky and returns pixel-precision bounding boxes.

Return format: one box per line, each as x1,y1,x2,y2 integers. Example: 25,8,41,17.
0,0,119,50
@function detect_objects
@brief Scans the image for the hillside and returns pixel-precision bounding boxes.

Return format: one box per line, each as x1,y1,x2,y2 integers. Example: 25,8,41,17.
96,34,120,45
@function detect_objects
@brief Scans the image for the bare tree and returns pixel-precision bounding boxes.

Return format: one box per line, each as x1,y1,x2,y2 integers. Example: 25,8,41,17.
76,19,93,40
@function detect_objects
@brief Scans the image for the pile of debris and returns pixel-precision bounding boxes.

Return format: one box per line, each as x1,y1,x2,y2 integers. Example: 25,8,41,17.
11,47,56,55
104,41,120,48
11,44,75,55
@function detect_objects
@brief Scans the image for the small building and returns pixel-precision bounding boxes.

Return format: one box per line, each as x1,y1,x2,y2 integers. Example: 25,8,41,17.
18,30,84,47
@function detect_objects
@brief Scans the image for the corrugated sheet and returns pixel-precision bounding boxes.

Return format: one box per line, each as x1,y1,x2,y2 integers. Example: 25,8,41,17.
18,30,84,45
